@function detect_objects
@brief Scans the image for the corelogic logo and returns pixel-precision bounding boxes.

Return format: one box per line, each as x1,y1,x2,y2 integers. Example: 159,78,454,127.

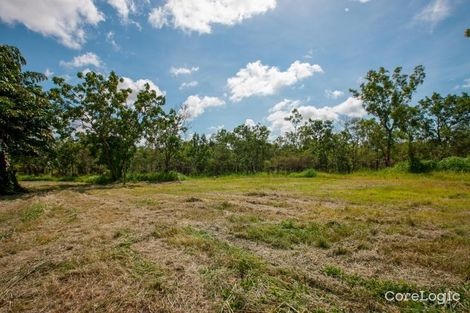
385,290,461,306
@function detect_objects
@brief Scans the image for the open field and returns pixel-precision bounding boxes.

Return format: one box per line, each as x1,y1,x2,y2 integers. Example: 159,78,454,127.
1,173,469,312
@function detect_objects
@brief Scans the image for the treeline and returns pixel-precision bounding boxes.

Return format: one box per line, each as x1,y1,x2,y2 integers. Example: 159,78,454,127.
1,45,469,193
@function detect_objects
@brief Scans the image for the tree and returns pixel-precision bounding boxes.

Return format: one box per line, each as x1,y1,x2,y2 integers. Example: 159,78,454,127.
51,71,165,182
284,108,303,150
419,92,470,158
148,108,186,172
188,134,210,175
0,45,56,194
299,119,335,171
350,66,425,166
233,123,271,173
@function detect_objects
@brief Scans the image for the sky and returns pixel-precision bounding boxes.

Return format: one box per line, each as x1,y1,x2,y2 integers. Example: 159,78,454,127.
1,0,469,136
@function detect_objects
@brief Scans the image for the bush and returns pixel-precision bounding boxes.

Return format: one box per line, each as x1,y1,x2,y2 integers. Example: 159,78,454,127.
408,158,437,173
437,157,470,172
82,175,115,185
289,168,318,178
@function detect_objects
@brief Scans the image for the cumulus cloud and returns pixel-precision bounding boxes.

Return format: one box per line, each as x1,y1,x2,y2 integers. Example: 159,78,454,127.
0,0,104,49
107,0,136,22
415,0,452,26
227,60,323,102
181,95,225,120
119,77,165,105
244,119,256,127
266,97,366,134
325,89,345,99
179,81,199,90
148,0,277,33
60,52,102,68
170,66,199,76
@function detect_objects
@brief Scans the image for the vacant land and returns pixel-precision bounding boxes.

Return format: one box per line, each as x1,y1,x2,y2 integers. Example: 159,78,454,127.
0,173,469,312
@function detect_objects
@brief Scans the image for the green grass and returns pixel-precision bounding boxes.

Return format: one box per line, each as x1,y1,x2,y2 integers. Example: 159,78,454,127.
21,203,45,222
230,219,354,249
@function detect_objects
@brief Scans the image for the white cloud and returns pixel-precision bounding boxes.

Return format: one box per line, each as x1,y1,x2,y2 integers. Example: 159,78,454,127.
119,77,165,105
455,78,470,89
415,0,452,26
170,66,199,76
181,95,225,120
268,99,301,113
208,124,225,134
148,0,276,33
107,0,136,22
106,31,120,50
463,78,470,88
227,60,323,102
44,68,54,78
0,0,104,49
303,49,314,59
148,7,168,28
266,97,366,134
60,52,102,68
179,81,199,90
244,119,256,127
325,89,345,99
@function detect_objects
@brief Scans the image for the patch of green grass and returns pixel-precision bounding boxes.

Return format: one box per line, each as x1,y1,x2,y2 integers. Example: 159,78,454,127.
164,226,326,311
21,204,45,222
110,229,165,291
213,201,233,211
232,219,353,249
290,168,318,178
126,171,182,183
322,265,467,311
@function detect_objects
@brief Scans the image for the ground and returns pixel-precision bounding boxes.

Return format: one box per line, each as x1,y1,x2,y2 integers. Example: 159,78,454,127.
0,172,469,312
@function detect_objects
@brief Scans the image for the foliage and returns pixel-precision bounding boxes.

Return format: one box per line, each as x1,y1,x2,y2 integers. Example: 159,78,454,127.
350,66,426,166
290,168,318,178
437,157,470,172
49,71,165,182
0,45,57,194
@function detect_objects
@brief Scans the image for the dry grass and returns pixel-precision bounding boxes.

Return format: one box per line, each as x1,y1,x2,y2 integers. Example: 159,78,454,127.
0,173,469,312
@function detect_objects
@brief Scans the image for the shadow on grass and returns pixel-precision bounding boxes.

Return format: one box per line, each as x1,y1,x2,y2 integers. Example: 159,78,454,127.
0,182,137,202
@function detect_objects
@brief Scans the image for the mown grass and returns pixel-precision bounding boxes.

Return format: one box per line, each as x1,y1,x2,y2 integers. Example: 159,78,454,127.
1,172,469,312
230,219,355,249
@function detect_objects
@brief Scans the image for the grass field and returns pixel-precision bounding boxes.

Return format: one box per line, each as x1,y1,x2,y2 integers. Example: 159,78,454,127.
1,173,469,312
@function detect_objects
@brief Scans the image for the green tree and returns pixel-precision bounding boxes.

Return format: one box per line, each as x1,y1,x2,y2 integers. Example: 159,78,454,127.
148,109,186,172
233,123,271,173
0,45,56,194
51,71,165,182
419,92,470,158
350,66,425,166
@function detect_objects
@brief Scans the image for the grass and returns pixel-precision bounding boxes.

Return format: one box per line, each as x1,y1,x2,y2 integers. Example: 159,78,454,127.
230,219,354,249
1,172,469,312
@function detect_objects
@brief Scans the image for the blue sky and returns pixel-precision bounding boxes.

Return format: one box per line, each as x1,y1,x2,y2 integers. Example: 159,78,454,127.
1,0,469,135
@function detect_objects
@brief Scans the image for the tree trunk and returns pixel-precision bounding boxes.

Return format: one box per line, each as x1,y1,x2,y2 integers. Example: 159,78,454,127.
0,142,23,195
385,131,393,167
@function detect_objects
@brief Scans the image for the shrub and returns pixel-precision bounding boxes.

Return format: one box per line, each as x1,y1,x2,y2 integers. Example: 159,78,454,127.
408,158,437,173
437,157,470,172
290,168,318,178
